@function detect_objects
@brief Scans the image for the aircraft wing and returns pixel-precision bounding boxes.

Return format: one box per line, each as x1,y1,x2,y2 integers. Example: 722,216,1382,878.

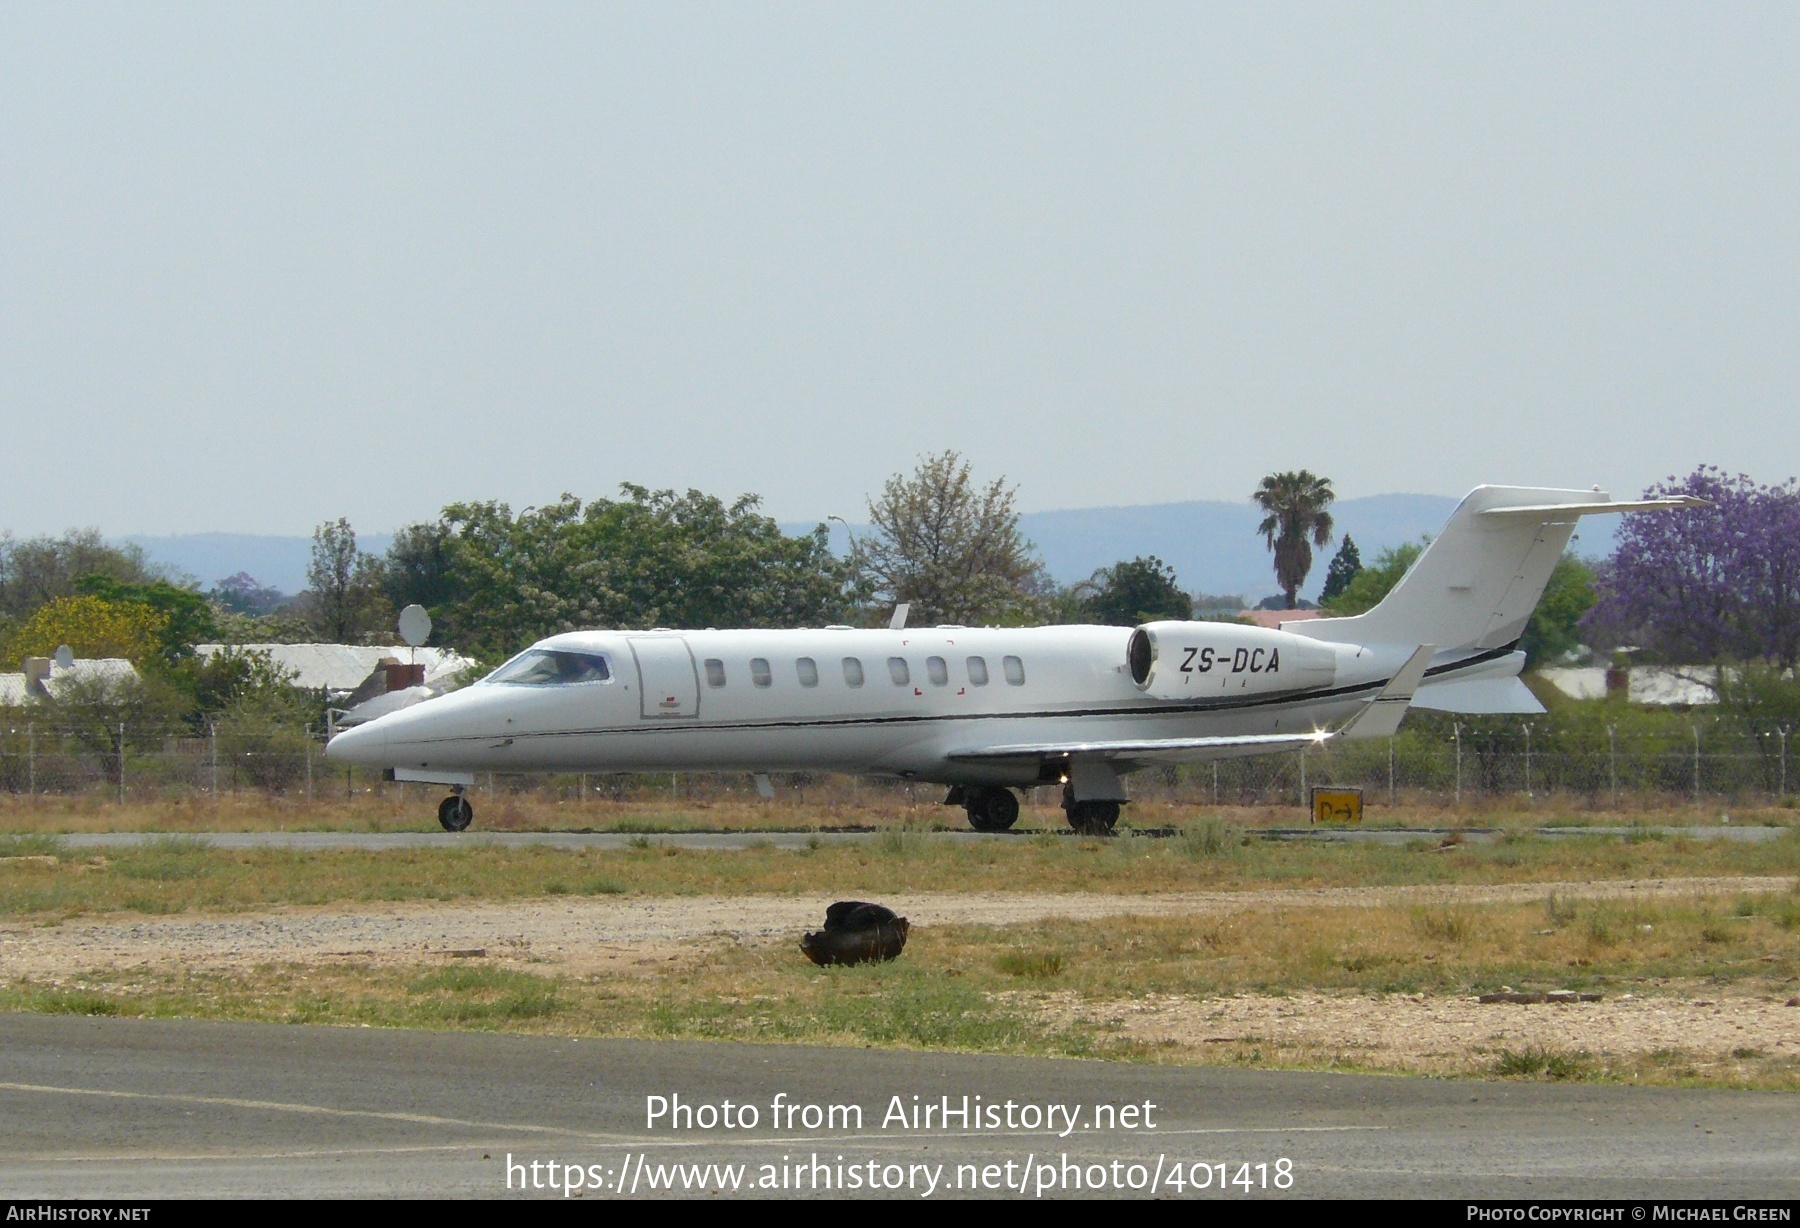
946,731,1328,767
944,646,1436,770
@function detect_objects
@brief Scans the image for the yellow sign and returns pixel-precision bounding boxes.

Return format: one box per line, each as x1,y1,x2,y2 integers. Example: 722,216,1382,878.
1311,787,1363,825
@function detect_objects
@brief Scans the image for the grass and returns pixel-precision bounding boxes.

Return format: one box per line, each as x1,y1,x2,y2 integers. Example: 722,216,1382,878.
0,788,1793,837
4,886,1797,1088
1490,1047,1593,1080
0,832,70,859
0,828,1792,923
1,806,1795,1091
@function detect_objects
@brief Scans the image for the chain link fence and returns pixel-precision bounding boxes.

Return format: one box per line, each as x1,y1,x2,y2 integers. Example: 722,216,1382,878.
0,717,1793,809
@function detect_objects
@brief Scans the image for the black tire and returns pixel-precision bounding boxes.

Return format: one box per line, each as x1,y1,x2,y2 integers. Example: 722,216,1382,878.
1066,799,1119,836
965,787,1020,832
438,795,473,832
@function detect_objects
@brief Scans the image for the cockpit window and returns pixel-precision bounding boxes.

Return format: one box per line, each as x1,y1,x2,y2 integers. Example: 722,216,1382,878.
484,649,612,686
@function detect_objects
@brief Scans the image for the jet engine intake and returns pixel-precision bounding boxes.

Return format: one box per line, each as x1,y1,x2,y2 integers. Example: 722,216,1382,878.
1127,621,1337,699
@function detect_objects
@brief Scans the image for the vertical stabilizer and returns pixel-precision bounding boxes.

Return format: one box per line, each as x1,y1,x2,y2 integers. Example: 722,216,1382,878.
1288,486,1630,653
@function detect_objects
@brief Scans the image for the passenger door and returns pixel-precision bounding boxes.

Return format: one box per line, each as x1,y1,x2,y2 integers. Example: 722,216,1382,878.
629,636,700,719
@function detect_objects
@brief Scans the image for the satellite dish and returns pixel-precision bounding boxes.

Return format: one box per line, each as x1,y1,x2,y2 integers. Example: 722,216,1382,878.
53,645,74,669
397,605,432,648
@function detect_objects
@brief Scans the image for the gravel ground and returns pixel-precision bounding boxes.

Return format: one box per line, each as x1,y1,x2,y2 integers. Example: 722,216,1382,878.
1051,990,1800,1069
1,875,1789,978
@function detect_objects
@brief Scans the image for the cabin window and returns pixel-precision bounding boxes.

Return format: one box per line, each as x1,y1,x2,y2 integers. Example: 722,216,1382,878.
796,657,819,687
704,658,727,688
888,657,910,686
966,656,989,686
842,657,865,687
926,656,948,686
750,658,772,688
1003,655,1026,685
484,649,612,686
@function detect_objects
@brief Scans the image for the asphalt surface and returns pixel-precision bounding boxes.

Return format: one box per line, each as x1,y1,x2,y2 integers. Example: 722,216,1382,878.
49,825,1790,852
0,1015,1793,1199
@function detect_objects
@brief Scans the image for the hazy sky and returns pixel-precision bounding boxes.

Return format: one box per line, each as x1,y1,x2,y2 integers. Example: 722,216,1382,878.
4,3,1796,535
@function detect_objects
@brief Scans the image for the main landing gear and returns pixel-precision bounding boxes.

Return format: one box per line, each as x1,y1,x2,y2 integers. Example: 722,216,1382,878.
437,788,473,832
965,786,1020,832
947,785,1020,832
1062,784,1119,836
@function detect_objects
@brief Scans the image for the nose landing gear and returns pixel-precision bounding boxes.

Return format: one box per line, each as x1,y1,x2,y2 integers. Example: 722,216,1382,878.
437,789,473,832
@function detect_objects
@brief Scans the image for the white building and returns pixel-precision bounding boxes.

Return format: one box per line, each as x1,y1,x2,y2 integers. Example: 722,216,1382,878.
0,657,140,706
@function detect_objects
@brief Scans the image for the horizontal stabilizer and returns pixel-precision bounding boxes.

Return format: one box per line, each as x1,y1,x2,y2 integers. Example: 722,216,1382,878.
1412,677,1546,715
1476,496,1709,521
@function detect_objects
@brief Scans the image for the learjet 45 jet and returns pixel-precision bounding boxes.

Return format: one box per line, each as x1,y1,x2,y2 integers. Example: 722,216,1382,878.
325,486,1699,833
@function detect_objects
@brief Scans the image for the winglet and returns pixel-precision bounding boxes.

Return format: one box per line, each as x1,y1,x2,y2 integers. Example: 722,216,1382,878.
1335,645,1435,740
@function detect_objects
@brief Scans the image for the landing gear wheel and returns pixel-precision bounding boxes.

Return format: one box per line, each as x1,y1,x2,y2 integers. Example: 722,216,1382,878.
964,787,1020,832
438,794,473,832
1065,799,1119,836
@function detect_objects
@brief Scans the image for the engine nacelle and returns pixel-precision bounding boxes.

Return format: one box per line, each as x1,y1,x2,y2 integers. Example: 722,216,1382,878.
1127,620,1338,699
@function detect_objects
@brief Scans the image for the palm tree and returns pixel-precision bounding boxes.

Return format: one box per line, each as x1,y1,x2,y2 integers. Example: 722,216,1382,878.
1253,471,1336,609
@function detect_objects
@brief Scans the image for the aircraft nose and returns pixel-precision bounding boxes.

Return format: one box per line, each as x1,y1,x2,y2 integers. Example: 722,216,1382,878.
324,720,390,766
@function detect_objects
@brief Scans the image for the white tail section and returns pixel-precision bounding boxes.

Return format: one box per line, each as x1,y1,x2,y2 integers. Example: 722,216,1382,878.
1288,486,1702,654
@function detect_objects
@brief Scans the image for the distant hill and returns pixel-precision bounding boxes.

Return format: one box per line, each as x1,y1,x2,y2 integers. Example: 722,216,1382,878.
1018,493,1460,602
122,532,393,596
796,493,1459,604
125,494,1465,604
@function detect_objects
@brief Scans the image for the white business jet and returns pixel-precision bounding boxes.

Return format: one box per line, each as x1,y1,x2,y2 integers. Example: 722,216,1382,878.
326,486,1699,833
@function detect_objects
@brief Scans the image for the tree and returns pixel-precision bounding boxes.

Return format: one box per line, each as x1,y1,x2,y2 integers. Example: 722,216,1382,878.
398,486,848,661
210,572,288,615
1252,471,1335,609
184,646,297,720
383,522,463,616
74,575,217,661
43,669,190,777
1,595,167,662
1318,536,1363,606
852,451,1040,626
303,519,393,644
1585,467,1800,668
1083,556,1193,626
1320,539,1424,616
0,529,157,623
1520,554,1597,666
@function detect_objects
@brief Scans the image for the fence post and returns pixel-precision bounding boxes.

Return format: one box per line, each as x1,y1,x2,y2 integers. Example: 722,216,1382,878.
1299,746,1307,808
209,724,218,795
305,726,313,803
1692,725,1702,803
118,722,126,806
1522,723,1533,798
579,773,587,802
1388,736,1395,806
1453,723,1462,807
1212,761,1219,806
26,722,34,795
1607,724,1617,809
1781,727,1789,798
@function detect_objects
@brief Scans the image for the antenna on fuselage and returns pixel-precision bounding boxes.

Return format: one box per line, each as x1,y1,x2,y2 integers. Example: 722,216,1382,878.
889,603,910,631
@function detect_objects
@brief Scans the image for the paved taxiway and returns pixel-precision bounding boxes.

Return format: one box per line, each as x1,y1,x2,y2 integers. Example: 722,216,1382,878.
1,1015,1793,1198
51,825,1788,852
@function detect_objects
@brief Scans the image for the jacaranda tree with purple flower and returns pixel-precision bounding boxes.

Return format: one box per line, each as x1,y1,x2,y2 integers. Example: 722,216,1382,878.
1586,467,1800,668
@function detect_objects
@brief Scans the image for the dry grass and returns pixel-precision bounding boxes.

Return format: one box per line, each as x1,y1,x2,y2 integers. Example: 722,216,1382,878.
5,886,1796,1088
0,786,1791,836
0,827,1794,921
